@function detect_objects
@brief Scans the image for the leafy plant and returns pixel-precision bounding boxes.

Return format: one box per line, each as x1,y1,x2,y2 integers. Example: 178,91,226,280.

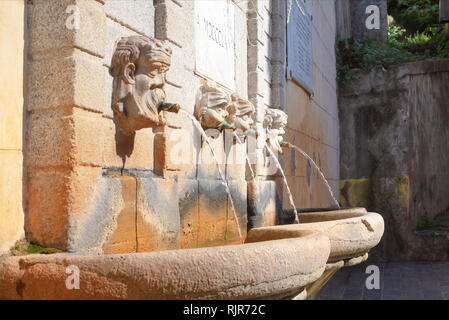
388,0,440,34
417,214,446,231
337,0,449,85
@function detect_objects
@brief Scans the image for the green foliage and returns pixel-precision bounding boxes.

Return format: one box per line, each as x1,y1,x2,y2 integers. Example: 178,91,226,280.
25,244,61,254
388,0,440,34
417,214,446,231
11,240,61,255
336,36,421,84
336,1,449,85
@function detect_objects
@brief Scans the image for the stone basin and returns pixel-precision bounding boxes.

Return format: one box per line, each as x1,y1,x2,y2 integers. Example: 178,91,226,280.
247,208,384,263
245,207,385,297
0,230,330,300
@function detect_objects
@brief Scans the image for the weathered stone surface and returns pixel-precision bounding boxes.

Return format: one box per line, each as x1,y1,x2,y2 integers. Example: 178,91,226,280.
104,0,154,38
0,0,25,254
27,0,105,58
178,179,199,249
0,0,24,151
339,178,371,208
0,151,24,254
102,176,137,254
26,107,104,169
339,60,449,260
28,49,105,113
226,180,248,243
197,131,226,181
153,126,197,179
136,176,180,252
67,168,124,254
248,179,280,228
197,179,228,247
247,208,384,263
26,168,71,249
102,117,155,170
224,130,247,180
0,230,330,299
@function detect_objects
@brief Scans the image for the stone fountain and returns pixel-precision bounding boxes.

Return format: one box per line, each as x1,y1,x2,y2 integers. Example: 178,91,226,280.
0,36,384,300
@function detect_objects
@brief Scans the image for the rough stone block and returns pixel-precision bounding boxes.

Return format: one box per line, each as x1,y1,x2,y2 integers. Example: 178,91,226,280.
102,176,137,254
255,179,279,227
197,130,226,180
102,117,155,170
26,168,71,249
104,0,154,38
28,0,105,58
234,4,248,98
198,179,228,247
104,16,140,68
226,179,248,243
154,0,193,46
136,176,181,252
178,179,199,249
67,167,124,253
224,129,247,180
26,107,74,169
28,49,105,113
26,107,105,169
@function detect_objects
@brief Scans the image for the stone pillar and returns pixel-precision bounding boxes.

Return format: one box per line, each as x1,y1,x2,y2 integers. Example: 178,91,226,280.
441,0,449,23
25,0,106,251
0,0,25,254
335,0,352,38
350,0,387,43
246,0,282,228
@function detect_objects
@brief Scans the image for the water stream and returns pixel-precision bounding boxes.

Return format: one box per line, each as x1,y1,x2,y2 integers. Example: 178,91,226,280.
264,141,300,224
288,143,340,208
233,132,256,181
180,110,243,242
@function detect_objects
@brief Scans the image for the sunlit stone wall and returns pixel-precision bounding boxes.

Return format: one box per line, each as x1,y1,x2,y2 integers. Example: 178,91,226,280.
281,0,340,210
0,0,25,254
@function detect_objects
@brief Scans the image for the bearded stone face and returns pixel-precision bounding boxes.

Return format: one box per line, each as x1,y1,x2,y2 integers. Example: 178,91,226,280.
111,36,179,135
264,108,288,154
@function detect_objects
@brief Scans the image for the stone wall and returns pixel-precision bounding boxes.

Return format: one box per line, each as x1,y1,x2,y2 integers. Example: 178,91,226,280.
339,60,449,261
281,0,340,211
0,0,25,254
19,0,342,254
23,0,252,253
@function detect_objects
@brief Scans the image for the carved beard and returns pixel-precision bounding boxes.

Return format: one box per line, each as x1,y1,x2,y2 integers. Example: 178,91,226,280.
267,131,283,155
113,87,166,134
144,87,165,115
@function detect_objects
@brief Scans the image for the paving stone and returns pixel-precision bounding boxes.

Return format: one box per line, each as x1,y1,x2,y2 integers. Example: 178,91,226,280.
315,262,449,300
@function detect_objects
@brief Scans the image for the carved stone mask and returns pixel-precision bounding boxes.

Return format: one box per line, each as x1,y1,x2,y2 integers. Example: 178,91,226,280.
226,93,255,134
264,108,288,154
111,36,179,135
194,81,231,129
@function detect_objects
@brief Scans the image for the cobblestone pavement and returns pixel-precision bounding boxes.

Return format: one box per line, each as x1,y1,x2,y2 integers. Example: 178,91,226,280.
315,260,449,300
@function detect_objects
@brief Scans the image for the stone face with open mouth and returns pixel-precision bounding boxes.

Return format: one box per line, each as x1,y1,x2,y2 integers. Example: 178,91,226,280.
194,81,231,129
263,108,288,155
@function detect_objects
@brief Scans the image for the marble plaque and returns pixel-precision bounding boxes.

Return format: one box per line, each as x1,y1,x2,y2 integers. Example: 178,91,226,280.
287,0,313,94
195,0,235,91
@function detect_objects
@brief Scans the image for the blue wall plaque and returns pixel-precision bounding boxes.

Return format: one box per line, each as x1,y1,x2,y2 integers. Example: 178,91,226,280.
287,0,313,94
